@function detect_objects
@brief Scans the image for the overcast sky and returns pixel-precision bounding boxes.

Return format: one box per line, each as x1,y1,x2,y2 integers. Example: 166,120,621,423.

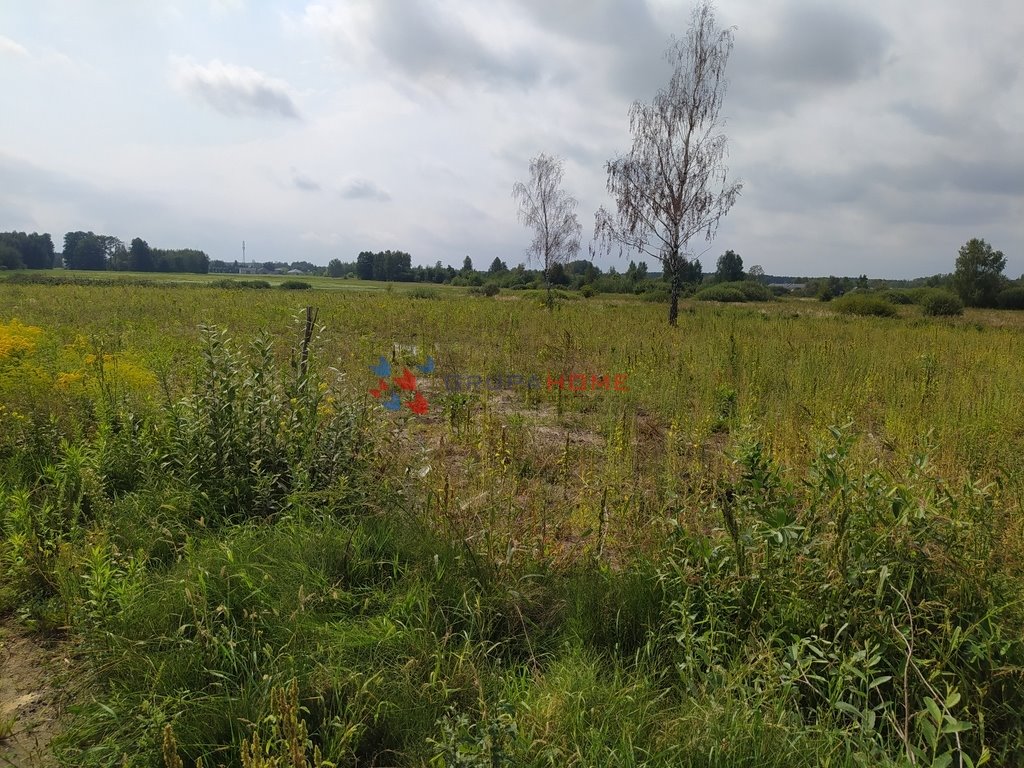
2,1,1022,278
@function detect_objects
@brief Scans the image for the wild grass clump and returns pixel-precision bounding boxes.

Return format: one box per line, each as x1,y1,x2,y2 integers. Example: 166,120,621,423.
831,293,898,317
279,280,312,290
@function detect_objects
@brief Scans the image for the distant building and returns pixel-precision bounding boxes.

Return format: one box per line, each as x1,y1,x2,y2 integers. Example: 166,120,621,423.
286,268,305,275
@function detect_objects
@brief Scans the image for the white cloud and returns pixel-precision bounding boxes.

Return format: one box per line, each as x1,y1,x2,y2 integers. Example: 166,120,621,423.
211,0,244,12
170,58,301,119
0,34,30,57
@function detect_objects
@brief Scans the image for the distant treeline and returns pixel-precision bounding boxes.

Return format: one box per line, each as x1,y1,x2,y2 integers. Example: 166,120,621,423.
4,231,995,299
0,231,210,273
0,231,56,269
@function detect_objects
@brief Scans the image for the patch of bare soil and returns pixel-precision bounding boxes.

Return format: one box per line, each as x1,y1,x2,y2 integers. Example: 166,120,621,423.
0,623,69,768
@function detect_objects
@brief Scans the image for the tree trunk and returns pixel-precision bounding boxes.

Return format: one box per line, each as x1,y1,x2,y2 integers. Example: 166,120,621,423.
667,258,682,326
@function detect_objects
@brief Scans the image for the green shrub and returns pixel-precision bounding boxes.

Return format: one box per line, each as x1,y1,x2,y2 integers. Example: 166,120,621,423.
831,293,898,317
918,288,964,316
996,287,1024,309
580,285,595,298
879,289,913,305
279,279,311,290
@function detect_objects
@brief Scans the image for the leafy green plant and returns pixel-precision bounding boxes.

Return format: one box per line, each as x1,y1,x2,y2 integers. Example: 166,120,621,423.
831,293,898,317
159,323,365,522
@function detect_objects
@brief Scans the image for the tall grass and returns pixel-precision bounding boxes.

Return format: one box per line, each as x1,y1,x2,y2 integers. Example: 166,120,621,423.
1,285,1023,765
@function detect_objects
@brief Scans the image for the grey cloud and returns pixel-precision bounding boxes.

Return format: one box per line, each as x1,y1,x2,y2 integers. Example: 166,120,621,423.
512,0,678,100
339,178,391,201
877,154,1024,200
291,170,321,191
890,102,963,138
730,3,890,113
514,0,661,47
172,59,300,119
743,164,869,214
499,137,607,175
0,151,220,245
344,0,545,88
766,5,889,85
746,150,1021,232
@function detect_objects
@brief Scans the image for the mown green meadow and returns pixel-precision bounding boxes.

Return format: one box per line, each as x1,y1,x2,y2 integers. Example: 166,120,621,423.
1,280,1023,766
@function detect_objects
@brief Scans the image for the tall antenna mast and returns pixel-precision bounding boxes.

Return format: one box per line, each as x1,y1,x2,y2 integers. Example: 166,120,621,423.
242,240,246,265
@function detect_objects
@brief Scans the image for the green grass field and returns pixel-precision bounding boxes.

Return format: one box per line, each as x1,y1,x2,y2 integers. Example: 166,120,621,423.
1,280,1023,766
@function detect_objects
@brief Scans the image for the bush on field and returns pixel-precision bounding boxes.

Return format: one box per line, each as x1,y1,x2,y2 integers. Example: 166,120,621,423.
696,285,745,302
468,283,500,297
209,279,271,290
996,287,1024,309
640,286,671,303
918,288,964,316
279,279,311,290
696,281,773,303
409,286,439,299
831,293,898,317
879,289,913,305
